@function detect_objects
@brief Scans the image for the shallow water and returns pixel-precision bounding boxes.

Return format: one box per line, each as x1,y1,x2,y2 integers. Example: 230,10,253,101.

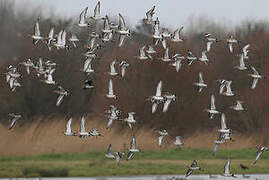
4,174,269,180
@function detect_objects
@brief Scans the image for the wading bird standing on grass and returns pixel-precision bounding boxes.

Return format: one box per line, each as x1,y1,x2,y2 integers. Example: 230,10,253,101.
240,164,250,178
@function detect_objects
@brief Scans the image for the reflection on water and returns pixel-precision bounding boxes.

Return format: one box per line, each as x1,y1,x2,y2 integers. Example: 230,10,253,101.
4,175,268,180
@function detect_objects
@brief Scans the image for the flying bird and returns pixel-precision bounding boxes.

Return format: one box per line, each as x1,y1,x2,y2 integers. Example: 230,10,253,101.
117,13,131,47
203,94,220,119
186,50,198,66
115,152,125,165
53,86,69,106
234,53,247,70
230,100,245,111
220,81,234,96
64,118,77,136
174,136,184,147
102,15,112,34
198,51,209,65
171,27,183,42
242,44,250,59
193,72,207,93
249,66,263,89
143,5,155,24
160,48,171,62
158,129,168,147
221,159,237,177
163,92,176,112
108,60,118,76
29,18,43,45
89,128,102,138
89,1,104,21
106,79,117,99
68,34,80,48
19,59,34,75
8,113,22,130
127,136,140,160
78,116,90,138
253,146,268,164
120,112,136,129
76,7,89,27
226,35,238,53
136,45,149,60
148,80,165,113
105,144,115,159
204,33,218,52
212,132,225,156
185,160,202,178
83,80,94,89
218,113,231,134
119,61,130,78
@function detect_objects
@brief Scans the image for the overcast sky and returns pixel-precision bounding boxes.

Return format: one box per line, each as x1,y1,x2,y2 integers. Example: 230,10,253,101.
14,0,269,28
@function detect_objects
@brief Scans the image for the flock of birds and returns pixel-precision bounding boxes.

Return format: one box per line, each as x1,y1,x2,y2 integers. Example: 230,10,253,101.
4,2,268,179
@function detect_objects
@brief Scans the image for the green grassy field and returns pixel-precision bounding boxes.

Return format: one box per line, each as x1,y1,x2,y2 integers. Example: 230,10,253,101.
1,148,269,177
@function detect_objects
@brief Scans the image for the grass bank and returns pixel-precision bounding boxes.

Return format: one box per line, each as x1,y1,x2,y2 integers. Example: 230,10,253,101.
0,148,269,177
